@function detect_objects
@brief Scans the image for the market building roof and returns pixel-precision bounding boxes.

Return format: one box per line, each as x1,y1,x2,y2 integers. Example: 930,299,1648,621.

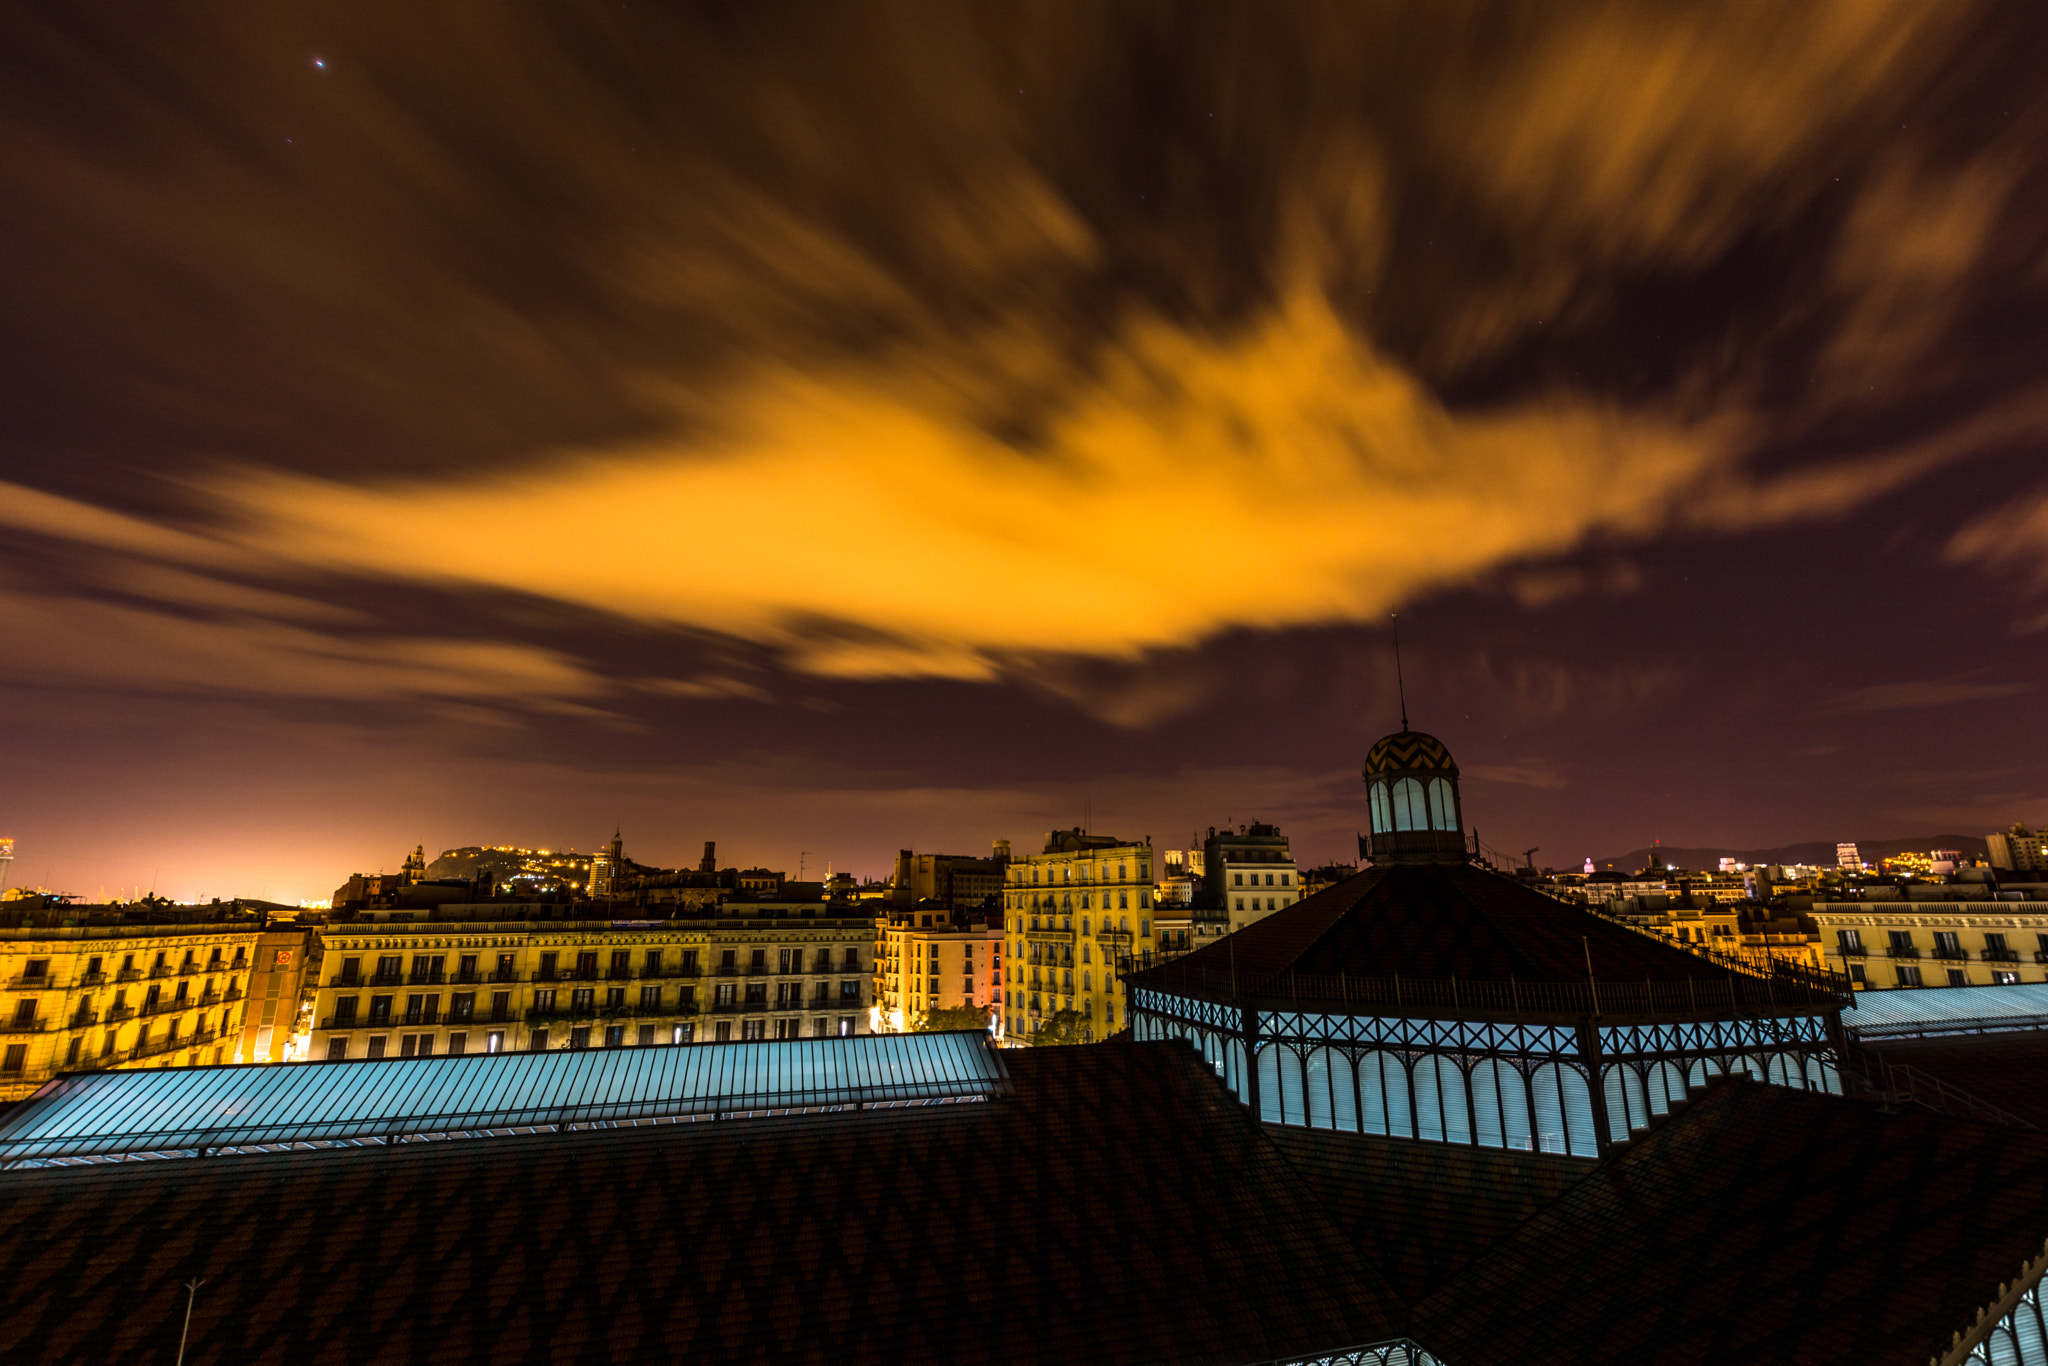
0,1030,1005,1166
1134,860,1844,1017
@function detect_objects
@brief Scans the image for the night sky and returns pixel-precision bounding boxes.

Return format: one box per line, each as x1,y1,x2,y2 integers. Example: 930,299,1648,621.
4,2,2047,903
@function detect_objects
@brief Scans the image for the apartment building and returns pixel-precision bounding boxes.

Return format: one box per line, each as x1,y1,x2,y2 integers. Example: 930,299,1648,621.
0,908,265,1100
1811,902,2048,990
873,906,1003,1034
310,902,875,1060
1002,829,1155,1043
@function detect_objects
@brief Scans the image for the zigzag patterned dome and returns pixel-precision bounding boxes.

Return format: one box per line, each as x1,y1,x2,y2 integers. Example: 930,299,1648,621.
1363,729,1458,776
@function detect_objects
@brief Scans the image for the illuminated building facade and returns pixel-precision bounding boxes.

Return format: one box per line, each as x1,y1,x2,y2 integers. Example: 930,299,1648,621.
1991,825,2048,872
873,907,1003,1034
309,903,874,1060
0,909,262,1101
235,926,315,1063
1003,830,1154,1042
1812,903,2048,990
1128,727,1855,1156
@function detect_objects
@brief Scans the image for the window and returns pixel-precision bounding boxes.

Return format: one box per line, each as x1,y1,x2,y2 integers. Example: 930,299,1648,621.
1426,777,1457,831
367,1036,388,1059
23,959,47,980
1896,966,1922,987
403,994,424,1024
1946,968,1968,987
715,1022,732,1042
369,995,392,1024
1280,873,1291,886
1836,929,1864,954
744,983,767,1005
715,983,736,1006
750,949,767,972
1391,777,1426,831
641,986,662,1009
571,988,595,1013
1994,971,2020,986
838,1017,855,1036
458,954,478,979
605,1025,626,1047
451,993,474,1021
843,947,861,971
570,1027,591,1049
1887,931,1914,954
1849,964,1866,985
534,988,556,1012
606,987,626,1009
325,1037,348,1061
486,1031,504,1053
399,1035,420,1058
741,1019,766,1040
377,956,402,981
576,951,598,978
539,952,559,980
645,949,664,974
447,1032,467,1054
681,950,699,974
491,991,511,1022
1934,932,1963,960
530,1028,549,1051
840,980,860,1001
334,997,359,1025
610,951,630,974
673,1024,693,1045
1233,873,1243,886
495,953,516,980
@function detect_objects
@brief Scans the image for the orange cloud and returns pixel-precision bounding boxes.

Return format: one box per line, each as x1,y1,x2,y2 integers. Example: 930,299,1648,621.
209,287,1728,679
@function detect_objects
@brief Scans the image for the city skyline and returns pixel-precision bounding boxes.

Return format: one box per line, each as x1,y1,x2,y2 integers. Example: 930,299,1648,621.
6,3,2048,903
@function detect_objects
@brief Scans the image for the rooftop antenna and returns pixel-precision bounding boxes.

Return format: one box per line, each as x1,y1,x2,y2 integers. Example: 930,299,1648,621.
1391,614,1409,732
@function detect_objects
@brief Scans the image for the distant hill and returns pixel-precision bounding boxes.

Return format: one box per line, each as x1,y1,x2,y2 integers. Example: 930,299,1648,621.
1586,835,1991,873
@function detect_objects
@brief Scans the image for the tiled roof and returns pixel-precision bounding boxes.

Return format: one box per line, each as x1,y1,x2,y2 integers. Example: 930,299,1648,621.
1863,1032,2048,1127
1140,862,1766,994
0,1042,1407,1366
1265,1126,1591,1304
1413,1076,2048,1365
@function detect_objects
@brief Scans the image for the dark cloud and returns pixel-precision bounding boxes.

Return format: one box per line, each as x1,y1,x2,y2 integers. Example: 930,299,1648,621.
3,0,2048,895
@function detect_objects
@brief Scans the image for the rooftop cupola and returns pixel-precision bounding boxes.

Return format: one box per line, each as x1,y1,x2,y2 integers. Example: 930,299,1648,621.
1362,729,1468,864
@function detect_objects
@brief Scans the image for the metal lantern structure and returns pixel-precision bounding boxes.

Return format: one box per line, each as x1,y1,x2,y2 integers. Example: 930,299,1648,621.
1125,729,1854,1156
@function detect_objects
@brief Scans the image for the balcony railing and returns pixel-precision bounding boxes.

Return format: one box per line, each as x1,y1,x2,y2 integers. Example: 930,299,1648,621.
115,968,143,982
489,970,520,983
1983,948,2021,963
451,971,481,985
1,1017,48,1034
1837,946,1868,958
5,974,55,991
1887,946,1921,959
105,1005,135,1022
407,971,446,985
75,971,107,987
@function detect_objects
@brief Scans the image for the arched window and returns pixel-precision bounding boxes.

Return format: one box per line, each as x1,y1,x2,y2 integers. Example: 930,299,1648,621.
1391,777,1427,831
1427,777,1458,832
1081,917,1090,935
1368,781,1392,834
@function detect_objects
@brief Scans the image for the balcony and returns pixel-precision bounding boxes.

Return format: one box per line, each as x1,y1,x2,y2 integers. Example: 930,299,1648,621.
1931,947,1969,964
407,972,446,986
369,972,404,987
148,965,176,980
1837,946,1868,959
1886,946,1921,959
106,1005,135,1022
319,1016,363,1031
1983,948,2021,963
488,970,520,983
196,990,222,1008
330,974,364,988
745,965,769,977
606,968,633,981
115,968,142,983
75,971,108,988
5,973,56,991
451,971,481,985
1,1017,48,1034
